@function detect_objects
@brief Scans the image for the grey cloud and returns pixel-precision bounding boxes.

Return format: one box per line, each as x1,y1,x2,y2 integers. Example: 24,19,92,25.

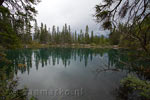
36,0,108,35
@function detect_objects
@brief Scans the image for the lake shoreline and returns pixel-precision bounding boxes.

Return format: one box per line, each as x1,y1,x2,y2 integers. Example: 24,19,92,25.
24,43,127,49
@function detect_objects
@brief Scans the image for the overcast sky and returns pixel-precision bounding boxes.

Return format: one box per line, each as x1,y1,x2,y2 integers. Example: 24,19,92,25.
36,0,109,36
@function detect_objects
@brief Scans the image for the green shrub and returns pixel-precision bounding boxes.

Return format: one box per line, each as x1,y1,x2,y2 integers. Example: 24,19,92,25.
0,32,21,49
119,75,150,99
0,52,36,100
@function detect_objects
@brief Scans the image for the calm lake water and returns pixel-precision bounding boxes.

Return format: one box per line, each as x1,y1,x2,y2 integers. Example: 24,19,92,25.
5,48,146,100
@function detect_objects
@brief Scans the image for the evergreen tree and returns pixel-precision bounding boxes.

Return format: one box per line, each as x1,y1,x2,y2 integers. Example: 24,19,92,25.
52,25,56,43
40,23,44,43
80,29,84,44
61,26,65,43
68,25,72,43
56,26,60,44
0,7,21,48
34,20,39,42
91,31,94,43
93,36,100,44
44,24,49,43
24,21,32,44
85,25,90,44
82,29,86,44
64,24,68,43
48,28,52,43
32,24,109,45
94,0,150,54
74,30,77,43
78,34,81,43
0,0,40,48
99,35,105,44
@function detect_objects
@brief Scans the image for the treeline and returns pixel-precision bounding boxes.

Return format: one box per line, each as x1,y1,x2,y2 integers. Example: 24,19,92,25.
32,21,109,45
0,0,108,49
0,0,40,49
6,48,130,74
109,18,150,52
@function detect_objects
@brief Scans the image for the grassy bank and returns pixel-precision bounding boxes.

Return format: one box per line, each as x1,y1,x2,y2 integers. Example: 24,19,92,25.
24,42,123,49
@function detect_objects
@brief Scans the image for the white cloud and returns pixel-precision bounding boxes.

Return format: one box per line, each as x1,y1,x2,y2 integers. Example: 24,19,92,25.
36,0,108,35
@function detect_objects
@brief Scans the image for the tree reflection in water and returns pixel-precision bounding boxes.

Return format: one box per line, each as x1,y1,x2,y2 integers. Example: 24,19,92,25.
5,48,150,79
2,48,150,100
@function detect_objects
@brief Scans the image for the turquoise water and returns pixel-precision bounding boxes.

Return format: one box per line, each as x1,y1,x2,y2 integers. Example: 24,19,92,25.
5,48,145,100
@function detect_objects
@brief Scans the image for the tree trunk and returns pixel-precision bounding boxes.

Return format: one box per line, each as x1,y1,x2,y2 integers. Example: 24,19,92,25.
0,0,4,6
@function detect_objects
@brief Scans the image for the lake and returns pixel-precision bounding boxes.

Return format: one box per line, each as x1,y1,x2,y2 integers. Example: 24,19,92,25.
4,48,146,100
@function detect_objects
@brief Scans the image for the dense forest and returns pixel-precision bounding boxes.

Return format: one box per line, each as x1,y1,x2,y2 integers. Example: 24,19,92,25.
0,3,109,48
94,0,150,55
0,0,40,100
0,0,109,48
33,22,109,45
0,0,150,51
0,0,40,48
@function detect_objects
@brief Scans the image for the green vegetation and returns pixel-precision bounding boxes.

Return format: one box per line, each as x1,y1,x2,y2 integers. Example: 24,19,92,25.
94,0,150,99
118,75,150,100
0,51,28,100
0,0,40,49
0,0,39,100
108,21,150,52
0,0,110,49
94,0,150,55
33,23,109,46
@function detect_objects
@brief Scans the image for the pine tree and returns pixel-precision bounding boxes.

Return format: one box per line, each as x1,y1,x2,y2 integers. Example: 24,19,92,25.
80,29,84,44
44,24,49,43
68,25,72,44
91,30,94,43
78,34,81,43
75,30,77,43
61,26,65,43
34,20,39,42
40,23,44,43
30,23,110,45
64,24,68,43
99,35,105,44
48,28,51,43
24,21,32,44
56,26,60,44
52,25,56,43
0,0,40,48
0,7,21,48
85,25,90,44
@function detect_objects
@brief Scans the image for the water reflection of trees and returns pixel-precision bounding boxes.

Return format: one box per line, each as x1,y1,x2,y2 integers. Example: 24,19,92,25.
5,48,149,75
